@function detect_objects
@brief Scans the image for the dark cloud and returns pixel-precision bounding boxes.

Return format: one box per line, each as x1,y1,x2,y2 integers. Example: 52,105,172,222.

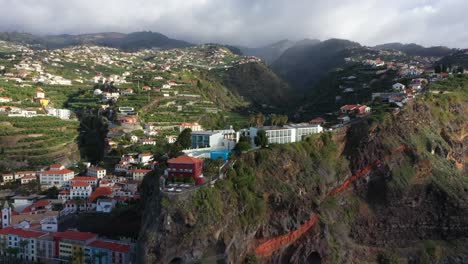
0,0,467,47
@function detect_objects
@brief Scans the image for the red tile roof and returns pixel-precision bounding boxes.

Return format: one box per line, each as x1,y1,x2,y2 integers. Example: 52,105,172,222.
340,104,360,111
41,169,74,175
72,176,97,181
70,181,91,188
88,240,130,253
21,200,51,214
88,187,113,203
50,164,63,169
52,230,97,241
309,117,326,124
88,166,105,171
168,155,202,164
0,227,45,238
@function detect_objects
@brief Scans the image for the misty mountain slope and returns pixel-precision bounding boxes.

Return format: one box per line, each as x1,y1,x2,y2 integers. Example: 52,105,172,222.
240,39,319,64
209,62,293,108
436,50,468,68
271,38,361,92
373,42,453,57
0,31,192,51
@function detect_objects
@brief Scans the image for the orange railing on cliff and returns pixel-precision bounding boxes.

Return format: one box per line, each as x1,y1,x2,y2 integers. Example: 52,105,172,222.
255,145,409,257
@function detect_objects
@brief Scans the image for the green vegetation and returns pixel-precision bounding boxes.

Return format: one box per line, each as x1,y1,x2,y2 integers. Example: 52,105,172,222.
0,116,79,172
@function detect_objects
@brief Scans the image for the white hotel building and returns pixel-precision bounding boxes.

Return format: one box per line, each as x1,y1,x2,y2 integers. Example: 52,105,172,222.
39,169,74,188
249,123,323,145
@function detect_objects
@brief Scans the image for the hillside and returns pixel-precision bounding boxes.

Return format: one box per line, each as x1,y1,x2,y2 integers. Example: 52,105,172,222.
0,31,192,51
271,38,361,92
436,50,468,69
239,39,319,64
0,116,80,172
211,62,293,108
373,42,453,57
138,76,467,263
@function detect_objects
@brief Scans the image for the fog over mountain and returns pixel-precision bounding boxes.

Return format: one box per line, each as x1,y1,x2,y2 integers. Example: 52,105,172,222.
0,0,467,48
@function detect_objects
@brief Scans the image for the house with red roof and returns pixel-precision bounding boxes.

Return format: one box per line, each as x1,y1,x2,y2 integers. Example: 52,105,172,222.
340,104,371,115
70,181,92,199
39,169,74,188
71,176,98,187
20,200,52,215
0,96,12,103
309,117,326,125
49,164,64,171
88,187,113,203
179,122,202,132
118,116,137,124
167,155,205,185
121,88,134,95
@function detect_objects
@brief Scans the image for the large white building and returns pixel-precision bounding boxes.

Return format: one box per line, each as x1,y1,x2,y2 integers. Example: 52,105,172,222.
286,123,324,142
190,128,240,150
39,169,74,188
249,123,323,145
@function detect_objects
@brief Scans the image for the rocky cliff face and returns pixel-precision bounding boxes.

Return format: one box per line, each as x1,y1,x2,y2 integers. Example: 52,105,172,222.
138,97,467,263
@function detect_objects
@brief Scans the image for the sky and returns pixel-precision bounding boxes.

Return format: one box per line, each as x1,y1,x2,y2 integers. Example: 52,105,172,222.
0,0,467,48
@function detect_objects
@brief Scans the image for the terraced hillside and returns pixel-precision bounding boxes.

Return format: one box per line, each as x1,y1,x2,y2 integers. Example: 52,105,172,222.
0,116,80,172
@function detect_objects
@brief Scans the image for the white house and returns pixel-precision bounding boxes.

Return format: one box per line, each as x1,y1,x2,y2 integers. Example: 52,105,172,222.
392,83,406,91
93,89,103,96
128,169,152,181
141,139,156,146
70,181,92,199
2,173,14,183
87,166,106,179
179,122,202,132
0,97,12,103
96,199,116,213
21,175,37,185
40,216,58,232
47,108,71,120
138,153,153,165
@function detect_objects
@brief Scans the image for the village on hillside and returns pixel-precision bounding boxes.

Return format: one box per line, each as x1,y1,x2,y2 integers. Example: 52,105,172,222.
0,39,465,263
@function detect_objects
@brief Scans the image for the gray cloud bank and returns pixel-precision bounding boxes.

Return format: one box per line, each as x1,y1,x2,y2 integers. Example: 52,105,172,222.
0,0,467,48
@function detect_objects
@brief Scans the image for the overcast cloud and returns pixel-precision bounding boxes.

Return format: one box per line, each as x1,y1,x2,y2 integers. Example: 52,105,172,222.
0,0,467,48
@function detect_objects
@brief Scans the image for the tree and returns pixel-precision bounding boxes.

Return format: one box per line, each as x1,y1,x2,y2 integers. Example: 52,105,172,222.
42,186,59,199
19,240,29,256
73,247,85,264
175,128,192,149
254,130,268,148
234,141,251,153
277,115,288,126
255,113,265,127
269,114,278,126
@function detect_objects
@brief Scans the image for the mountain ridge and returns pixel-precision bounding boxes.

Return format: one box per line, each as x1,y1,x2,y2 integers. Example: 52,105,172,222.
0,31,193,51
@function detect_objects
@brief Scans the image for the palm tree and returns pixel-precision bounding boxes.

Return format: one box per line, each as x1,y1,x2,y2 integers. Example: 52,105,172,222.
248,114,256,127
73,247,85,264
255,113,265,127
18,240,29,257
270,114,278,126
